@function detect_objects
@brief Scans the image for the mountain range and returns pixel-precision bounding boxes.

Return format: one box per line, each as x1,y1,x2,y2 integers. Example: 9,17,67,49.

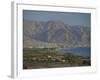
23,20,90,48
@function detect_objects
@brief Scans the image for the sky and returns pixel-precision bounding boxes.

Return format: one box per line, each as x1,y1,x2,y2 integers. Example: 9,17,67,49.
23,10,91,27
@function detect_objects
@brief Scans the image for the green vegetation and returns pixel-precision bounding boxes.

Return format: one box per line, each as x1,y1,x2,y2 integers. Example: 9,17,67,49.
23,48,90,69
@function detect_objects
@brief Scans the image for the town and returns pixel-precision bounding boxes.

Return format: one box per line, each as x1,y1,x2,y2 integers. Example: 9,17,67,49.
23,48,90,69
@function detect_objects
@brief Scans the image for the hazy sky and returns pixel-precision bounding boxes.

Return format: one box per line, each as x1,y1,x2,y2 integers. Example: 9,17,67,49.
23,10,91,27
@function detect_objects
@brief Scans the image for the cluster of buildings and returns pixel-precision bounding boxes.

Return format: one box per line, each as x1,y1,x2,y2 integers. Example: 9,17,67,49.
31,55,67,63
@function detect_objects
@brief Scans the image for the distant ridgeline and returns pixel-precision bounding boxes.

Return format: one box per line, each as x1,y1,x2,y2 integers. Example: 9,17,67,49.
23,20,90,48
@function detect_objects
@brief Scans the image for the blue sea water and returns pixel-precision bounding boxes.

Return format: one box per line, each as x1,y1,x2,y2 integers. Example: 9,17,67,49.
60,47,91,57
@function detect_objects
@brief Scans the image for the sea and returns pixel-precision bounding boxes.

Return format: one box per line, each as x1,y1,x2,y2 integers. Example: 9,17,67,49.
60,47,90,57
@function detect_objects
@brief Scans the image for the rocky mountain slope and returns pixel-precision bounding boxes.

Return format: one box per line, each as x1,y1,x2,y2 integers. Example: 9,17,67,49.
23,20,90,48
